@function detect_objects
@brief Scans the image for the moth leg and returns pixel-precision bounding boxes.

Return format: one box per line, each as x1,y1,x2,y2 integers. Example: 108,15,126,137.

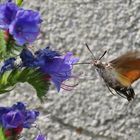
105,83,116,96
115,90,127,99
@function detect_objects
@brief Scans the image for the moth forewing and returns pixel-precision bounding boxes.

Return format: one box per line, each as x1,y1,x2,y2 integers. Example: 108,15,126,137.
110,51,140,69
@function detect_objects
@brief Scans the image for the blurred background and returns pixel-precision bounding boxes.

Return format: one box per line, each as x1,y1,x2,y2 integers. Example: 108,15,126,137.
1,0,140,139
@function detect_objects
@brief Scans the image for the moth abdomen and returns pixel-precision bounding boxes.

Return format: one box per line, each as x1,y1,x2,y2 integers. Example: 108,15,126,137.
115,86,135,101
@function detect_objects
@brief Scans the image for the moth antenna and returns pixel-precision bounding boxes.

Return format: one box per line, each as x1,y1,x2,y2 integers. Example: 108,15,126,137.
85,43,96,60
98,50,107,60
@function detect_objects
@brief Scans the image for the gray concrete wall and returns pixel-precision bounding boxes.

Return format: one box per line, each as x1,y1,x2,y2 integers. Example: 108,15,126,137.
1,0,140,140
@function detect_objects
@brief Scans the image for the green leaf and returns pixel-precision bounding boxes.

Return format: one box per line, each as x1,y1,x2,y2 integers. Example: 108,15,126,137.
0,30,23,61
0,68,50,101
0,30,7,60
16,0,23,6
0,127,7,140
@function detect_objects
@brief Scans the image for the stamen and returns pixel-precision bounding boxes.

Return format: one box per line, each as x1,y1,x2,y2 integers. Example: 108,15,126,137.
61,81,79,91
61,85,74,91
61,83,78,88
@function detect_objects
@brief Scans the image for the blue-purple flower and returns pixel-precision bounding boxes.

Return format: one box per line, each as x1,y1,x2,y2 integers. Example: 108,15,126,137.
9,9,42,45
20,47,60,67
34,47,60,67
35,134,47,140
0,102,39,129
40,52,79,91
20,48,35,67
23,109,39,128
2,110,24,129
0,57,16,73
0,1,42,45
20,47,79,91
0,2,19,29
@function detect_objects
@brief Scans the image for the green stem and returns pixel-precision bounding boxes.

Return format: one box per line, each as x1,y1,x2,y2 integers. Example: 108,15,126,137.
0,127,7,140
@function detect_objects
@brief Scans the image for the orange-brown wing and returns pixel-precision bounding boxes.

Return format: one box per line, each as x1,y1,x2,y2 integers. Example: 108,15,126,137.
110,51,140,84
122,70,140,83
110,51,140,69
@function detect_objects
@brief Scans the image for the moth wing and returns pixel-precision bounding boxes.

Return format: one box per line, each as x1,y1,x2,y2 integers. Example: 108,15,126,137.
110,51,140,68
110,51,140,84
113,69,140,87
113,70,131,87
116,69,140,85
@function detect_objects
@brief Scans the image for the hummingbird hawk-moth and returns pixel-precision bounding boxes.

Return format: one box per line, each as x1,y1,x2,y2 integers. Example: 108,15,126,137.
85,44,140,101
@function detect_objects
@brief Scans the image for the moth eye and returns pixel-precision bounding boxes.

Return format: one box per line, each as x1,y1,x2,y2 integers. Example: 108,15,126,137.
94,60,100,65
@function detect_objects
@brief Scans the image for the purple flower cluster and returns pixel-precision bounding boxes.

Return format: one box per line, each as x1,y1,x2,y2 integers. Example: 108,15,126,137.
0,1,42,45
0,47,79,92
0,1,79,140
20,47,79,91
0,2,18,29
0,1,79,92
0,102,47,139
0,102,39,129
35,134,47,140
40,51,79,91
0,57,16,74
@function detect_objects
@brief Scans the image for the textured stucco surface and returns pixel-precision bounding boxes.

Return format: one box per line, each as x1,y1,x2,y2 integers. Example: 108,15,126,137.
1,0,140,140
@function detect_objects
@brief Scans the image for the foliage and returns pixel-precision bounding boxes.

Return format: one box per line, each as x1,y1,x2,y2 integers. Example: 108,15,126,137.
0,68,50,101
0,31,22,61
0,127,7,140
